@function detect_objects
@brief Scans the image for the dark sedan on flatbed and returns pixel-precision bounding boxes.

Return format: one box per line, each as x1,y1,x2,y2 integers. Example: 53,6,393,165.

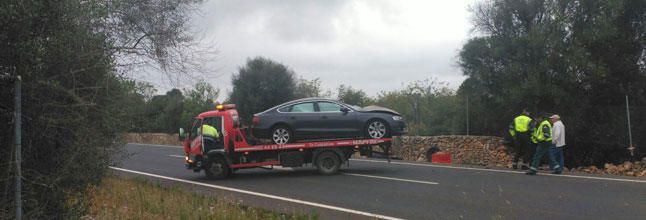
252,98,407,144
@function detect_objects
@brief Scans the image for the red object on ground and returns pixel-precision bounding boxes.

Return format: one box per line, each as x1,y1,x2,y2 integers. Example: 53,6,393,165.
431,151,452,164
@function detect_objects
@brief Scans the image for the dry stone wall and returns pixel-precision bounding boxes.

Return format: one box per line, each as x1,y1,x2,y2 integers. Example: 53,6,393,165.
392,136,513,168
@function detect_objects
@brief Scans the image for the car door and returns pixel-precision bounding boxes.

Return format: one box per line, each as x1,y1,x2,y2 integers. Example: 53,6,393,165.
316,101,358,138
283,102,319,138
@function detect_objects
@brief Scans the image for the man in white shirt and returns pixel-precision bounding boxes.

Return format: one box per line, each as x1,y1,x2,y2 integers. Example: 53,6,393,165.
550,114,566,174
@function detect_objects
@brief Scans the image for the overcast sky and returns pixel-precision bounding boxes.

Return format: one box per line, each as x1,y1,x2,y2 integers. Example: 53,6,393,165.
146,0,476,98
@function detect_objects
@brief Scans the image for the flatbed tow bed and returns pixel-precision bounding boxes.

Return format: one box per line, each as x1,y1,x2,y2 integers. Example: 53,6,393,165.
229,138,391,169
179,104,392,179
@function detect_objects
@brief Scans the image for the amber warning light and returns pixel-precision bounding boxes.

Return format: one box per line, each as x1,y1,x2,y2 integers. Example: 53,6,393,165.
216,104,236,111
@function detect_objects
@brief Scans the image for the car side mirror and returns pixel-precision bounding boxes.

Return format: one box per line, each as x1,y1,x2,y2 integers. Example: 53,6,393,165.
340,107,350,113
178,128,185,141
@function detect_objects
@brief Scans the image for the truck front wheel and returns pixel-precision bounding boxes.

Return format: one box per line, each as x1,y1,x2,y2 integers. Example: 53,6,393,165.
316,151,341,175
204,156,230,180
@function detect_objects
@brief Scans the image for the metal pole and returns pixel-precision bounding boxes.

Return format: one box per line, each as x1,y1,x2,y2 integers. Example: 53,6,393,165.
625,95,634,157
14,75,22,220
415,93,420,136
466,95,469,136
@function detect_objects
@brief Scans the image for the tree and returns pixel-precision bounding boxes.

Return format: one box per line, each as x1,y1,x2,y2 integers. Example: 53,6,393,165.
229,57,298,123
180,80,220,126
145,89,185,132
337,84,373,106
375,79,460,136
106,0,213,79
0,0,205,218
119,80,158,132
459,0,646,166
294,77,329,98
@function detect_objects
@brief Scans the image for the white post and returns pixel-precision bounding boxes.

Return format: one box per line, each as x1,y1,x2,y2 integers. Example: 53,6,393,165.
625,95,634,157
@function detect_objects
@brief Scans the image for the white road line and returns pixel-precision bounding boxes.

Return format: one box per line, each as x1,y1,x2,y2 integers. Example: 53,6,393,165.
128,143,182,148
109,166,404,220
343,173,439,185
351,159,646,184
169,155,185,158
352,159,524,174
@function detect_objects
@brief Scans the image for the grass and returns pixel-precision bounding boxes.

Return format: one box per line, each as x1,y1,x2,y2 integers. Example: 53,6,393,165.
84,175,317,220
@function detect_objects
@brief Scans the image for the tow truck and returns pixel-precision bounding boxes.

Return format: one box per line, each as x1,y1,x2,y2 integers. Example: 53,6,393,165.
179,104,392,179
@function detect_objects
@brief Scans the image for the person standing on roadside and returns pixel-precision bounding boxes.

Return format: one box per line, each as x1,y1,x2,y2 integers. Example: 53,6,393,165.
550,114,565,173
526,113,561,175
508,109,533,169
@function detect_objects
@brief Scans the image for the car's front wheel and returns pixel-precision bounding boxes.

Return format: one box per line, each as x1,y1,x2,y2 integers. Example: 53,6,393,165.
271,125,292,144
365,119,389,139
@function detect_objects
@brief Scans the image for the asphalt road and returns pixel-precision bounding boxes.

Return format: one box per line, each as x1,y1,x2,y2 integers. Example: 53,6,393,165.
114,143,646,220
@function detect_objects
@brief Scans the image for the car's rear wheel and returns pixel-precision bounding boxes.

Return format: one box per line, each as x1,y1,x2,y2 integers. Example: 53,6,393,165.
365,119,389,139
271,125,292,144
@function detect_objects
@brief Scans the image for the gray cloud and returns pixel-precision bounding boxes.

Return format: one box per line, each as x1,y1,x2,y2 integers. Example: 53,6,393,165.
151,0,473,98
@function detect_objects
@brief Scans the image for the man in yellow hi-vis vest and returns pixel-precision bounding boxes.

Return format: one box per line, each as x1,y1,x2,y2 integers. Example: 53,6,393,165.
200,124,220,139
526,113,561,175
198,119,221,152
508,109,533,169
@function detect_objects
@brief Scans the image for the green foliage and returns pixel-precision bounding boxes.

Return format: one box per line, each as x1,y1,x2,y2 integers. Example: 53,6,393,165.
0,0,128,217
459,0,646,166
180,80,220,127
114,80,157,132
145,89,185,133
121,80,220,133
337,84,374,106
0,0,204,218
294,77,329,98
229,57,298,122
375,79,462,136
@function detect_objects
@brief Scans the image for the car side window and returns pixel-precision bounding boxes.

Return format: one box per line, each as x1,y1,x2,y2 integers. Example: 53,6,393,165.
278,106,291,112
318,102,342,112
290,102,315,112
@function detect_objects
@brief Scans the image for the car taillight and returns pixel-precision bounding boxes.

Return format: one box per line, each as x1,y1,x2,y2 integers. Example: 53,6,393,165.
252,116,260,125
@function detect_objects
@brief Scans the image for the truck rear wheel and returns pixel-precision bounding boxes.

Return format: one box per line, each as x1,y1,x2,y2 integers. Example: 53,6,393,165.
204,156,229,180
316,151,341,175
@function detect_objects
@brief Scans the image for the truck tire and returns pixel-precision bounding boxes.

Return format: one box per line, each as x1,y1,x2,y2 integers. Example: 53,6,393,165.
271,125,292,144
204,156,230,180
365,119,389,139
316,151,341,175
